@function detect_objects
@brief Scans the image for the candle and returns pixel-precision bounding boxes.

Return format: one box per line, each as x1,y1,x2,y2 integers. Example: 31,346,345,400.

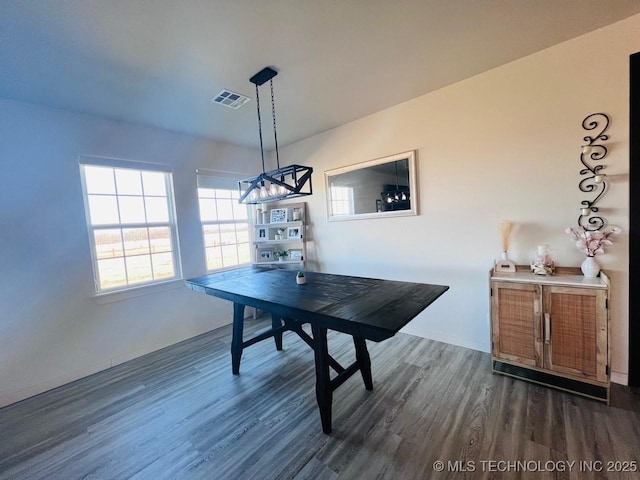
581,207,591,216
594,174,605,184
537,245,547,256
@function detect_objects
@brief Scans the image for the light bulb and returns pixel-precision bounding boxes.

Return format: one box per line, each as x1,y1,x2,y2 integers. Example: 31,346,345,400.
401,192,407,201
582,145,593,155
249,189,259,201
259,186,268,198
581,207,591,216
269,183,278,196
594,174,605,184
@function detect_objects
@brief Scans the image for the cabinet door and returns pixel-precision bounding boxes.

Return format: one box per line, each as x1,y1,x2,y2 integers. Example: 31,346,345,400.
491,282,542,367
543,286,607,382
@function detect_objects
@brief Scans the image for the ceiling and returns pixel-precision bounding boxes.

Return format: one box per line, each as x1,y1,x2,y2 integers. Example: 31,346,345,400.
2,1,640,150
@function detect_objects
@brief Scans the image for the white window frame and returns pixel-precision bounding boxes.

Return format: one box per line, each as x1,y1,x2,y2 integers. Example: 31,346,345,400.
79,156,182,294
197,170,251,272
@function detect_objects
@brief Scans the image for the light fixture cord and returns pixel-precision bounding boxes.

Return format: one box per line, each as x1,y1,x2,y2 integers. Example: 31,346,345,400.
270,79,281,169
255,84,266,174
394,161,399,189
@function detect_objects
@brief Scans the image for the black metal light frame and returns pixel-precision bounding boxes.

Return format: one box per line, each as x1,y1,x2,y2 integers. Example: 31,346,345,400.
381,189,410,204
239,164,313,204
380,160,409,205
238,67,313,204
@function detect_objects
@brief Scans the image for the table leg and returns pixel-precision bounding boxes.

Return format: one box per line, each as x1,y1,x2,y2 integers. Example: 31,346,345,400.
354,336,373,390
272,313,283,351
311,324,333,434
231,303,245,374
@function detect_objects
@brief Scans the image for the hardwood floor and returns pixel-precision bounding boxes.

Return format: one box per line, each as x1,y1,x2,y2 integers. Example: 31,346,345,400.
1,316,639,480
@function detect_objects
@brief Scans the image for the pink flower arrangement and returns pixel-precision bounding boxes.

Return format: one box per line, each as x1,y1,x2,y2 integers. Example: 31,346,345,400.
564,226,621,257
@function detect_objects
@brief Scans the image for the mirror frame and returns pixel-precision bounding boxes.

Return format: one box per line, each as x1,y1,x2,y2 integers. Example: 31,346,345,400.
325,150,418,221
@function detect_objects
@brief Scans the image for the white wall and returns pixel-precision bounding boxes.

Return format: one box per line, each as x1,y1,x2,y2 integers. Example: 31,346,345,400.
281,15,638,383
0,99,258,407
0,15,636,408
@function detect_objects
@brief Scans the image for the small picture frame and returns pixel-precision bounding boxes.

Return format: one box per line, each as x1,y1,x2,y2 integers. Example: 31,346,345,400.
287,226,301,239
258,248,273,261
289,249,303,261
270,208,288,223
257,227,267,240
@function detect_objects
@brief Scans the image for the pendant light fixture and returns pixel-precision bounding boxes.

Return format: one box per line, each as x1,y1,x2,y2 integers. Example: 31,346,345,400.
238,67,313,204
382,160,409,205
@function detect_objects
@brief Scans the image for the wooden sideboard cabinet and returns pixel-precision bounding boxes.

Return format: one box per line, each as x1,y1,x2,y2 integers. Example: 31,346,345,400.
490,266,610,403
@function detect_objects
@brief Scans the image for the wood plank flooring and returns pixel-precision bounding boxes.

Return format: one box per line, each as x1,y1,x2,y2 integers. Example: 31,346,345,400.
0,316,639,480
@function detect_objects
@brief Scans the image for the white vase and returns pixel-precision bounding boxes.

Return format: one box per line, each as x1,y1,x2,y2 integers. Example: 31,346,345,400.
581,256,600,278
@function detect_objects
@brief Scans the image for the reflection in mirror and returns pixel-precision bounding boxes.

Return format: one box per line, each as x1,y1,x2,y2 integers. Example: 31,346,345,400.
325,151,417,221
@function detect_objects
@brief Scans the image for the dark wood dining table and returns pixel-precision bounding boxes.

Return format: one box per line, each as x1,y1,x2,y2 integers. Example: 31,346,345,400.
185,266,449,433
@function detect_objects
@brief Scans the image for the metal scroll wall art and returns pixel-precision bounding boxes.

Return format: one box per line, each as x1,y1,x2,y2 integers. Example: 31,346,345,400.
578,113,610,231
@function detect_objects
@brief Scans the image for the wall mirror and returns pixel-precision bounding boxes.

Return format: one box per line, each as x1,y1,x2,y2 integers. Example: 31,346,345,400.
325,150,417,221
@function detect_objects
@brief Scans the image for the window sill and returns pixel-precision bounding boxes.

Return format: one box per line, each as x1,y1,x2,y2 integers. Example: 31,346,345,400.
94,279,185,304
206,264,252,274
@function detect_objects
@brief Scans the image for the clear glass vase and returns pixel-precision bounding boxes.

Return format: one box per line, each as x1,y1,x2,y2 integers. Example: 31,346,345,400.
530,245,555,275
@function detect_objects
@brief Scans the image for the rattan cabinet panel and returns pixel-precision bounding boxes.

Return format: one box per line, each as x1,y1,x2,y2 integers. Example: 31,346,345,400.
490,267,610,402
544,286,608,383
491,282,541,368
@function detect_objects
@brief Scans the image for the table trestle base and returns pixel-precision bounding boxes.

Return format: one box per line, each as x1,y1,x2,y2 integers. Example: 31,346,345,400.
231,303,373,433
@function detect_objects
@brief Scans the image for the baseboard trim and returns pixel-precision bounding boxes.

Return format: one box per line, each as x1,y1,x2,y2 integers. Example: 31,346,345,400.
399,326,490,353
0,323,231,409
611,371,628,386
1,323,627,408
0,359,111,408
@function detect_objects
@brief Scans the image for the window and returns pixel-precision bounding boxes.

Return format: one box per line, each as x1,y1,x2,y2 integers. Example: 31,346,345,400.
197,172,251,271
80,158,180,292
329,185,354,216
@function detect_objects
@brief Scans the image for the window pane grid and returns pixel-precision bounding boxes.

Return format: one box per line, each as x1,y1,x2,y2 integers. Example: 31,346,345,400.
91,223,176,286
88,192,167,198
82,164,179,292
198,186,250,271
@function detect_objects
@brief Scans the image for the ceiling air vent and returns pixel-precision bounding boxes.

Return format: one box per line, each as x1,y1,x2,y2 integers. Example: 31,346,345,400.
211,89,250,109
